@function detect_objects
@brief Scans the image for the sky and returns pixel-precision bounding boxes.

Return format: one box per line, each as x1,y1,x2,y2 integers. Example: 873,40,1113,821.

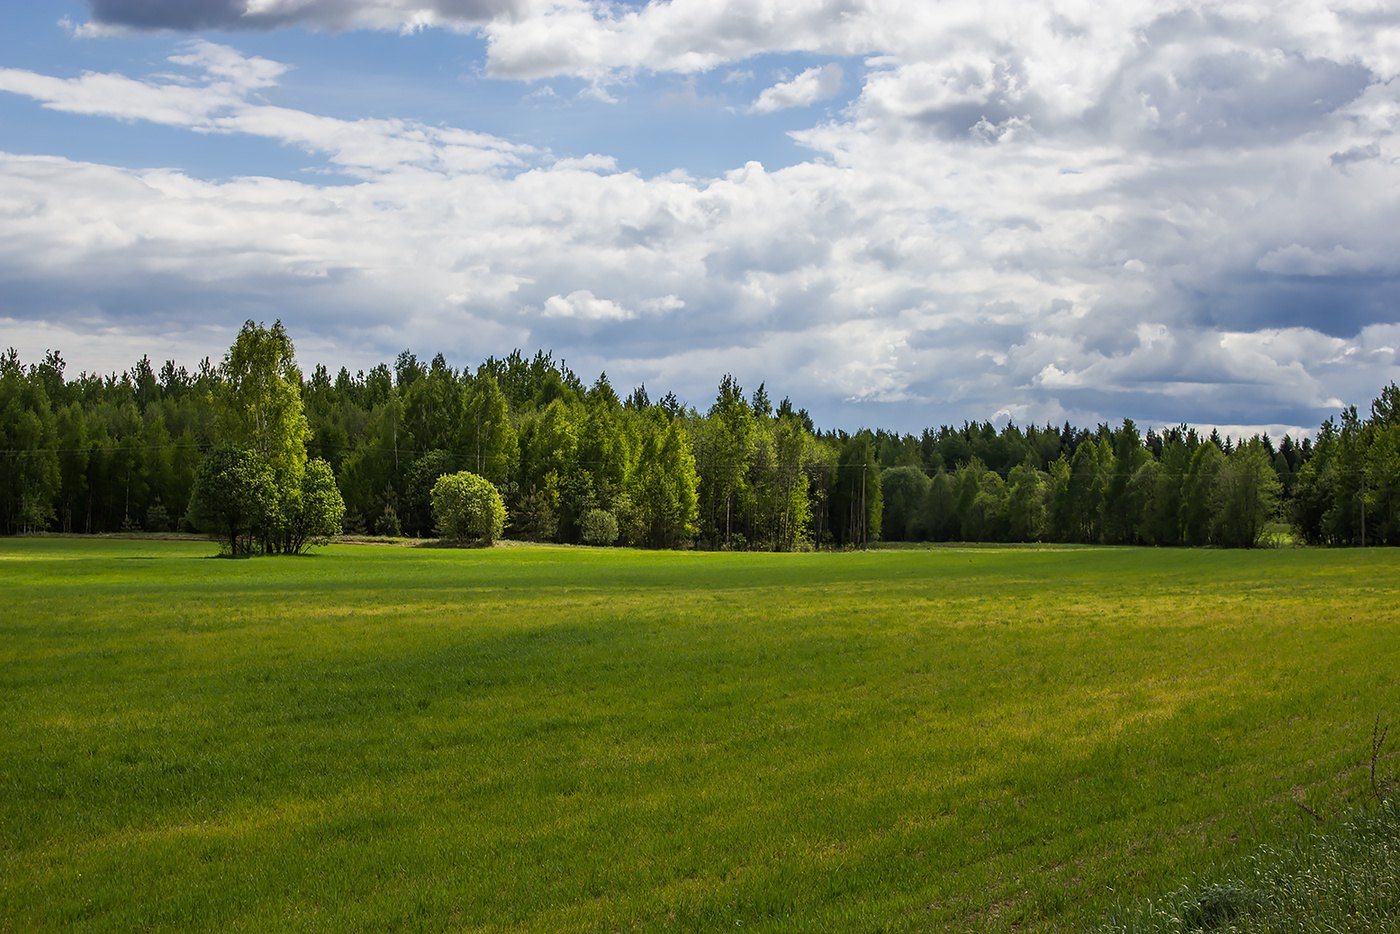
2,1,1399,436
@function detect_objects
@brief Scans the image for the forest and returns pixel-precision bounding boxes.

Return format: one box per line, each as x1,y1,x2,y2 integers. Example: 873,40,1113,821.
2,321,1398,549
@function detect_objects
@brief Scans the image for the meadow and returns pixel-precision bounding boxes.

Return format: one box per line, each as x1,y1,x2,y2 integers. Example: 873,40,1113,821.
1,538,1397,931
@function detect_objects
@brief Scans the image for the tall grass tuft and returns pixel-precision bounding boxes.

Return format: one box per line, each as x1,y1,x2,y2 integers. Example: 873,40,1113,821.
1104,796,1400,933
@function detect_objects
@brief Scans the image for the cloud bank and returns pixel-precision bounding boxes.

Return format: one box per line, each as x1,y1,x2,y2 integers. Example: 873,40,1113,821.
7,3,1400,433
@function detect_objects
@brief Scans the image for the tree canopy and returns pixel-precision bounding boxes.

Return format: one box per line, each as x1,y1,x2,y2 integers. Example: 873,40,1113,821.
3,327,1398,551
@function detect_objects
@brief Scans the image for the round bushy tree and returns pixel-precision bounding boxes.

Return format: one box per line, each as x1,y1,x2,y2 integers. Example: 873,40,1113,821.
580,508,619,546
431,471,506,544
286,457,346,553
187,446,276,556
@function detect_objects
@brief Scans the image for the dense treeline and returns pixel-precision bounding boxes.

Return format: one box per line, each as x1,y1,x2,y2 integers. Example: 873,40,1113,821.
2,327,1398,548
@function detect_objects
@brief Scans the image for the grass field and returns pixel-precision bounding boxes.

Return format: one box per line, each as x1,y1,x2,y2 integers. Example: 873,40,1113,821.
2,538,1398,931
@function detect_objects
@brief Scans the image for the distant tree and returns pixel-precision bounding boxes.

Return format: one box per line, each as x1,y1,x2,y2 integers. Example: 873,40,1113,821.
1066,442,1105,543
1005,462,1048,542
0,350,60,533
955,458,1006,542
830,433,882,546
1045,456,1074,542
1102,419,1149,544
509,487,558,542
1364,421,1400,545
698,375,756,547
769,410,814,551
1291,420,1337,545
622,408,699,548
1146,436,1192,546
431,471,506,545
403,449,453,537
459,372,518,487
880,466,930,541
918,470,958,541
1212,438,1282,548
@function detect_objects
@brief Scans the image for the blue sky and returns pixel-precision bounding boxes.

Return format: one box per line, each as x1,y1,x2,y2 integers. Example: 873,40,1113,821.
2,1,1399,435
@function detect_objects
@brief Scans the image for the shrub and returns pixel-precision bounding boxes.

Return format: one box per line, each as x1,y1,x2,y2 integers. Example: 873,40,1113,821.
580,508,619,546
431,471,506,544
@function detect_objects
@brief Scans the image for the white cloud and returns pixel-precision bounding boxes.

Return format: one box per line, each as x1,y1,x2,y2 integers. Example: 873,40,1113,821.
0,43,534,177
5,6,1400,433
541,290,634,321
749,63,843,114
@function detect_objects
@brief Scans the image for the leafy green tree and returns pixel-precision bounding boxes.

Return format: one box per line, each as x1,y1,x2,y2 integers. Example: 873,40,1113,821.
216,320,310,480
1180,441,1226,545
830,433,882,546
187,446,276,556
1364,422,1400,545
954,458,1006,542
697,375,756,547
1321,407,1366,545
918,470,958,541
1045,456,1074,542
518,397,585,541
1066,442,1106,543
1212,438,1282,547
285,458,346,553
1363,384,1400,545
0,350,60,534
1145,435,1192,545
1102,419,1148,544
214,320,326,552
53,401,88,533
1005,462,1048,542
769,411,815,550
431,471,506,544
1127,459,1163,544
881,466,930,541
459,372,518,487
403,449,454,537
1291,421,1337,545
621,408,699,548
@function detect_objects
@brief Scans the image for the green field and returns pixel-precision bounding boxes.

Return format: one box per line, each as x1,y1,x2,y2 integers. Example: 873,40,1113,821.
2,539,1397,931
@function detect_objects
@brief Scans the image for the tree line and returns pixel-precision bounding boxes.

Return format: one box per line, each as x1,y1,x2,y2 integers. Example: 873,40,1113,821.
2,322,1398,549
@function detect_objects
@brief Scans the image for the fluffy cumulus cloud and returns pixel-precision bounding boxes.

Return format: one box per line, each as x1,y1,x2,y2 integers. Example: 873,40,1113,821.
5,2,1400,433
749,63,842,114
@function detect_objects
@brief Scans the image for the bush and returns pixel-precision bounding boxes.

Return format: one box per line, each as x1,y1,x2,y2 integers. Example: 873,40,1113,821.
580,508,619,546
431,471,506,544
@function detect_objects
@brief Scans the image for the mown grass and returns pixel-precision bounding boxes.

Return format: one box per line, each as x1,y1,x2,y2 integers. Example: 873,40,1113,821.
1,538,1397,931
